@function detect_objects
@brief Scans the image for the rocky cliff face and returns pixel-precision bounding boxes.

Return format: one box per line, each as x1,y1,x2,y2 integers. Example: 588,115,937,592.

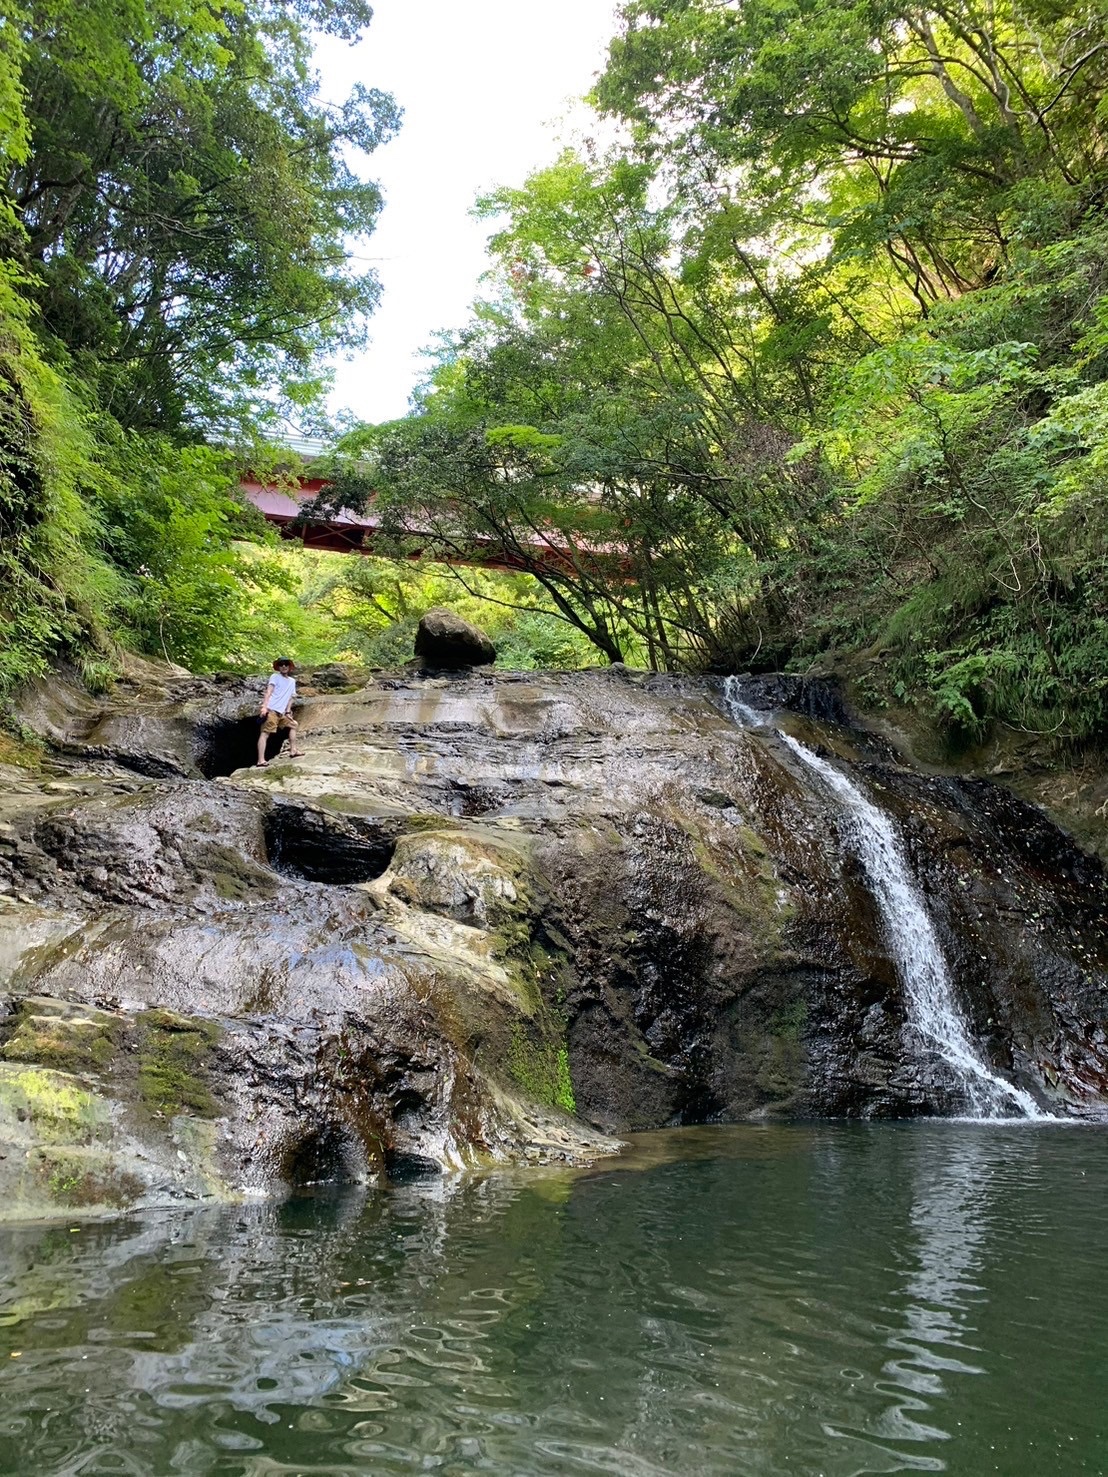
1,661,1105,1220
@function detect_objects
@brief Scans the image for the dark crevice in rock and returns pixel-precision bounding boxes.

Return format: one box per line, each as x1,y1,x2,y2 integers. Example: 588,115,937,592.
446,780,504,817
383,1149,442,1182
281,1124,359,1187
264,803,396,885
55,741,191,779
670,1083,725,1126
194,716,272,778
389,1088,427,1127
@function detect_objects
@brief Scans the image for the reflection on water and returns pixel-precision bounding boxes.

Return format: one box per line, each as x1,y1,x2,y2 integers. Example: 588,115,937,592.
829,1137,993,1469
0,1125,1105,1476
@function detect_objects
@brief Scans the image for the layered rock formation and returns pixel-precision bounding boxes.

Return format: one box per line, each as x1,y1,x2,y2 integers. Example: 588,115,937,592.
1,661,1106,1220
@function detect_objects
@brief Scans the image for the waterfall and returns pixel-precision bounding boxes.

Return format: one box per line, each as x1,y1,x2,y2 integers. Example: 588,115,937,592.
722,679,1043,1119
720,678,764,729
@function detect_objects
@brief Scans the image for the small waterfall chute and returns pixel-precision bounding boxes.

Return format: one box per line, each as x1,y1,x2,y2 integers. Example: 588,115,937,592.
722,678,1044,1120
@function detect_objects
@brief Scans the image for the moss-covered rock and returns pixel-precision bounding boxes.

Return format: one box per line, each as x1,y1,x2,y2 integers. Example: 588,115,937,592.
0,1063,112,1146
0,1064,151,1220
0,661,1104,1225
1,996,120,1074
34,1148,145,1210
134,1010,220,1122
507,1024,576,1114
0,1004,236,1220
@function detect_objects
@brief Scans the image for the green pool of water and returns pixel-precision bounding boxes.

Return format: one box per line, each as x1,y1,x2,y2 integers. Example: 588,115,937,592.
0,1123,1105,1475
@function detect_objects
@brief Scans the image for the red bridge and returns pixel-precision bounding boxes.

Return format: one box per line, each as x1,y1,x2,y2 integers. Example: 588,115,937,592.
241,473,386,557
240,442,627,574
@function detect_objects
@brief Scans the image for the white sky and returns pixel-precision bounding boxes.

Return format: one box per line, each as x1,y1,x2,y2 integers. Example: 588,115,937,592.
314,0,621,425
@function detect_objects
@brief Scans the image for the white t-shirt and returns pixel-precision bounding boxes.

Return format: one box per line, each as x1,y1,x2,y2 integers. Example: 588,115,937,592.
266,672,296,714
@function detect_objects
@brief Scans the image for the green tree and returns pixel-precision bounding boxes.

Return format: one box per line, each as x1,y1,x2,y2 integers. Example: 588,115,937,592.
0,0,397,697
596,0,1108,306
324,152,834,670
5,0,398,432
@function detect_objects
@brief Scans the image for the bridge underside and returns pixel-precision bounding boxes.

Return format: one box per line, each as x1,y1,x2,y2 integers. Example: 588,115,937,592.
240,479,619,576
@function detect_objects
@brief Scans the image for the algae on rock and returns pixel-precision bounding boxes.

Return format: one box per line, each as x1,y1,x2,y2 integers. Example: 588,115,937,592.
0,662,1105,1221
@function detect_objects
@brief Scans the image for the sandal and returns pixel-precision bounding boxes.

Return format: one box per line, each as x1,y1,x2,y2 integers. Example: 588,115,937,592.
287,749,305,757
256,759,269,768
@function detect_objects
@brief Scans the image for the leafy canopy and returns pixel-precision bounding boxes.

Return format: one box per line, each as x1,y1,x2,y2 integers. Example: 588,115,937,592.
6,0,399,432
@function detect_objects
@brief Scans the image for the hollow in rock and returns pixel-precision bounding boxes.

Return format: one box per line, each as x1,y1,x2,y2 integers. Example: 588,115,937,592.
281,1124,360,1188
264,803,396,885
194,716,277,778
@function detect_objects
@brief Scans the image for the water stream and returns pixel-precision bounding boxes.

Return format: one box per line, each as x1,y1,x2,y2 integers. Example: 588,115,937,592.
721,678,1043,1119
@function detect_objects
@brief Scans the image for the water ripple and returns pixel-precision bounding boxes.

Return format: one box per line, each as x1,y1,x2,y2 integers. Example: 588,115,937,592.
0,1124,1106,1475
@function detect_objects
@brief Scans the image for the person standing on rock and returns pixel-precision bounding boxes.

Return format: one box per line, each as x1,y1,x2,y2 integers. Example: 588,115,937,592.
257,657,305,767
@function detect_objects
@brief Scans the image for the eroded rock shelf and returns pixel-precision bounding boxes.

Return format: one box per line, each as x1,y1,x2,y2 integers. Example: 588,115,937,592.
1,662,1106,1220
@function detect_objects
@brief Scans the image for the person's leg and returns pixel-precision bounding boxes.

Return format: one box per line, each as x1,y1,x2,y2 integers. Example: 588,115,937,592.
257,714,275,766
285,718,304,757
273,715,296,757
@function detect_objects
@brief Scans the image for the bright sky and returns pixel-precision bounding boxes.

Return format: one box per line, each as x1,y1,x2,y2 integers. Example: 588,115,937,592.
314,0,621,426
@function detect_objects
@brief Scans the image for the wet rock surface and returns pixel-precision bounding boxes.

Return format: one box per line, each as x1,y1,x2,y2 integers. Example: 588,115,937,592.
1,662,1106,1220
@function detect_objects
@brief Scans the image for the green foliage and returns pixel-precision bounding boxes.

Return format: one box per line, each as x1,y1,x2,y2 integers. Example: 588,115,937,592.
491,610,600,671
507,1023,576,1115
91,432,293,672
8,0,398,432
597,0,1108,306
319,0,1107,749
0,0,394,703
0,267,124,695
787,220,1108,741
2,0,1105,759
296,550,602,670
318,149,827,671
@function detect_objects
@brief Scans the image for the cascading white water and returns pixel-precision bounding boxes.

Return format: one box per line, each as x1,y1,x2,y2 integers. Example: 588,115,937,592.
721,678,1043,1119
721,677,764,729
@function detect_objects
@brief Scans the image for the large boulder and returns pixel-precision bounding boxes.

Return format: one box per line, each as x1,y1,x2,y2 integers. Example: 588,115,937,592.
414,608,496,669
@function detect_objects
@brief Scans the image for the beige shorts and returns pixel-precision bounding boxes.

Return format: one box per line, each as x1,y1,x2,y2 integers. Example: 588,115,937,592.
261,709,294,735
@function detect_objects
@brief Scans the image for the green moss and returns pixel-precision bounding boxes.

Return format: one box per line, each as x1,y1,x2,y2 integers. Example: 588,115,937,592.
754,1035,804,1099
200,843,278,902
728,993,809,1107
686,823,795,954
490,922,549,1015
241,765,285,787
0,1064,111,1145
0,1001,224,1128
398,813,457,832
507,1023,576,1114
1,1005,120,1074
135,1011,220,1120
767,999,808,1043
632,1037,679,1077
552,1046,575,1114
0,726,45,769
212,871,247,900
36,1149,144,1209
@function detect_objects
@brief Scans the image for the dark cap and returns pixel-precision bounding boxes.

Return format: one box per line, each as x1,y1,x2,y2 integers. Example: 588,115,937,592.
273,657,295,670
